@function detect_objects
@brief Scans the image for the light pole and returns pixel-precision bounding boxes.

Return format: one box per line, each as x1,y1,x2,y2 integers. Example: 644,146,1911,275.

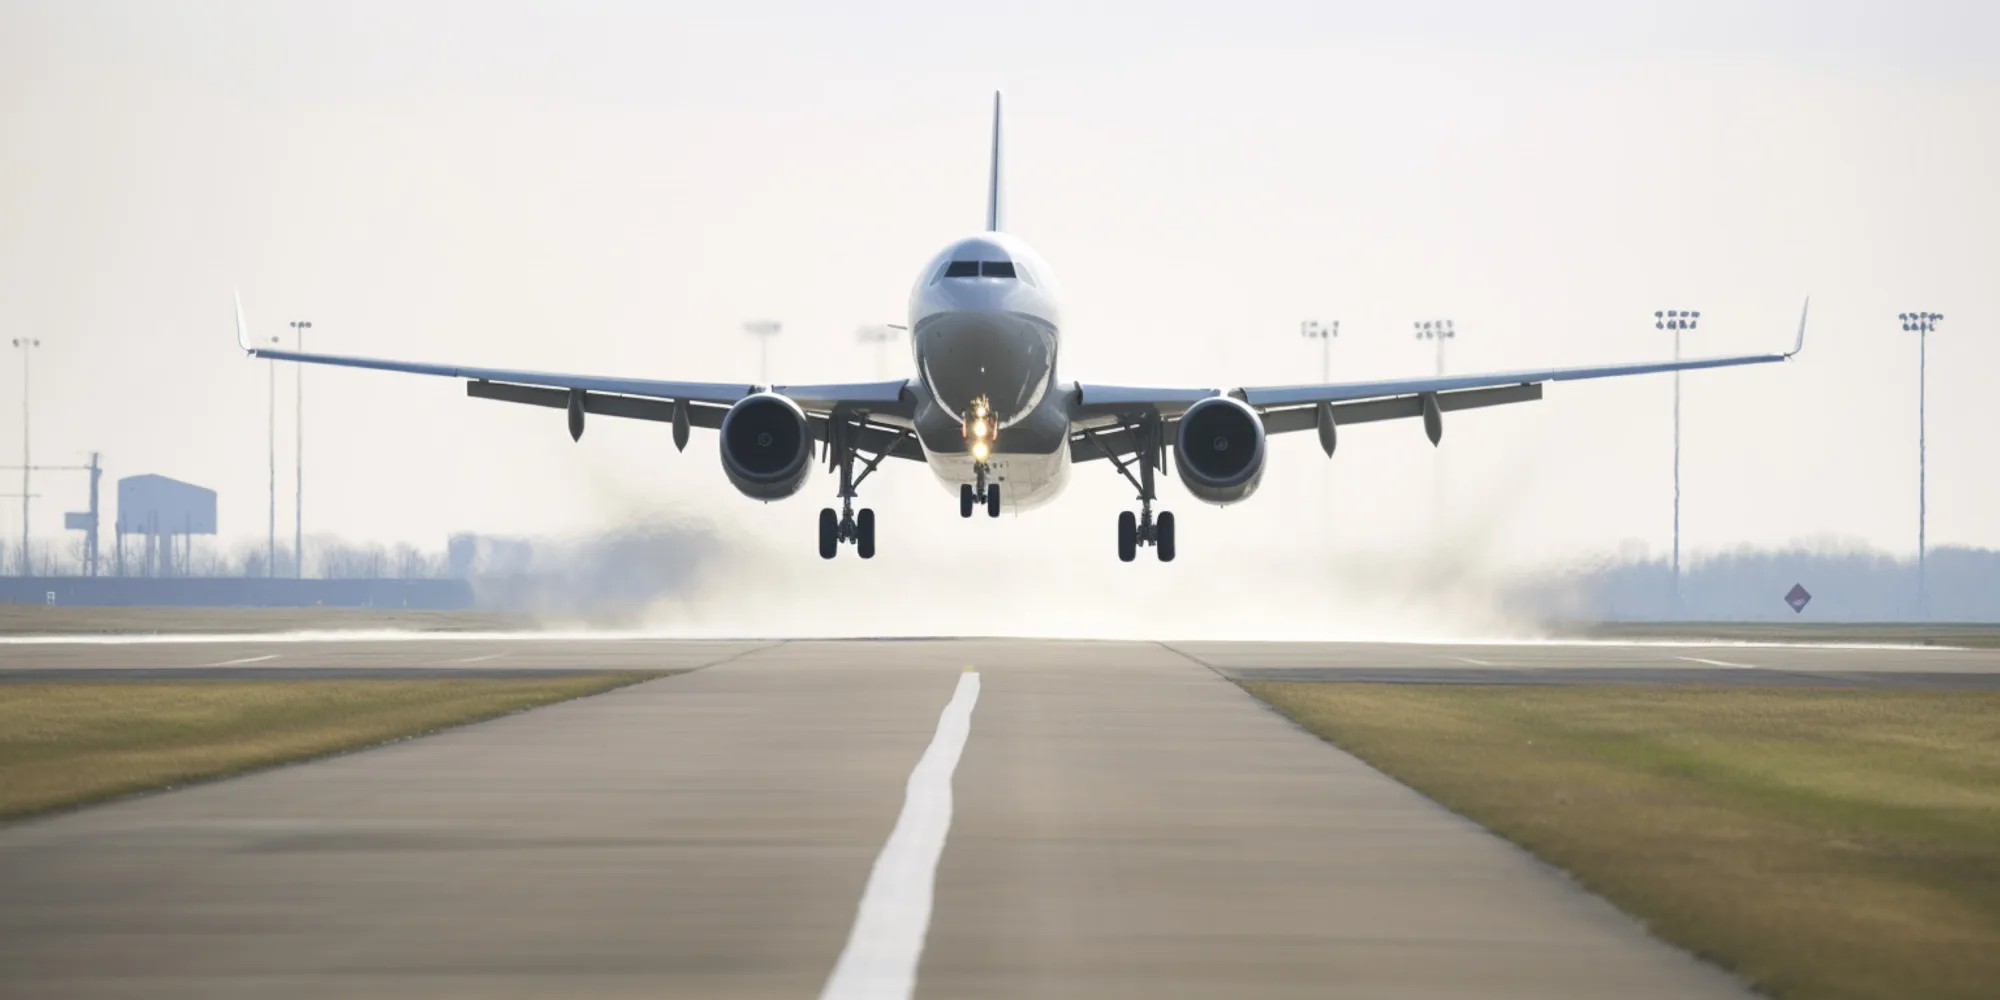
1655,308,1699,612
1901,311,1942,616
265,335,278,578
10,337,37,576
1414,321,1454,522
744,320,782,386
1301,320,1339,545
1300,320,1338,383
290,320,312,578
856,324,899,379
1414,320,1454,376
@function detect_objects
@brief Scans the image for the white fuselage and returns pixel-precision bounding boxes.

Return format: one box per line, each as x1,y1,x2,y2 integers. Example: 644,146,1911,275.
905,233,1071,511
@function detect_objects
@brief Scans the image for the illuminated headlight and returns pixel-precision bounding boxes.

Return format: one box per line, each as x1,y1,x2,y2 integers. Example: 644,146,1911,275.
963,395,997,462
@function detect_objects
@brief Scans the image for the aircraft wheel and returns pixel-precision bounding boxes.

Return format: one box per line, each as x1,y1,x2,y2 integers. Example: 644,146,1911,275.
818,508,838,560
1156,511,1176,562
987,484,1002,518
856,508,876,560
1117,511,1137,563
960,484,975,518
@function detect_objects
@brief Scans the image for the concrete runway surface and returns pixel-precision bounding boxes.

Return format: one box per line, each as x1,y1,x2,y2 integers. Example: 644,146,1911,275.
5,636,1997,998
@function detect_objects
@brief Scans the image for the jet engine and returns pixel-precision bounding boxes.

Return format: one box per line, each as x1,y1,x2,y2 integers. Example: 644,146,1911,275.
719,393,813,500
1173,396,1266,505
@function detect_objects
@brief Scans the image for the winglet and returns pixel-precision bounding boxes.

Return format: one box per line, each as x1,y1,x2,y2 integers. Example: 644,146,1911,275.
984,90,1004,233
234,290,253,353
1786,297,1810,357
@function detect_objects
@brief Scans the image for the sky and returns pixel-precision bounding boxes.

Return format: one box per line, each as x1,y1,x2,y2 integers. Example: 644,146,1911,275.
1,0,1996,630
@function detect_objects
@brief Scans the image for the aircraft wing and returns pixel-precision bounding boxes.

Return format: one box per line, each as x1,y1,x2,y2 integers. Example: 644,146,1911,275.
1072,299,1808,461
234,294,924,460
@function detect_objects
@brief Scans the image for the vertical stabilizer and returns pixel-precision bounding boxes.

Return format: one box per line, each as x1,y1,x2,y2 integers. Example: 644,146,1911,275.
985,91,1004,232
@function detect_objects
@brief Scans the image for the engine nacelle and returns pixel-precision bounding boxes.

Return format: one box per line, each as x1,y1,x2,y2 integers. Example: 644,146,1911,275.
1173,396,1266,505
719,392,813,501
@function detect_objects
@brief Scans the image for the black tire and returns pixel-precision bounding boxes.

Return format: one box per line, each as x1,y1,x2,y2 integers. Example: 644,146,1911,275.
1117,510,1137,563
818,508,838,560
1156,510,1176,562
986,484,1002,518
960,484,975,518
856,508,876,560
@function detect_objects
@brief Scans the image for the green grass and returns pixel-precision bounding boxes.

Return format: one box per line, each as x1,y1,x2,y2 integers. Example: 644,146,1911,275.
0,675,656,821
1241,683,2000,1000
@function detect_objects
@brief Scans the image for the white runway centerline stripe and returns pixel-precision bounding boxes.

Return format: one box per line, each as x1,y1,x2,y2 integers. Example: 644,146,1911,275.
819,670,982,1000
208,654,278,667
1678,655,1755,669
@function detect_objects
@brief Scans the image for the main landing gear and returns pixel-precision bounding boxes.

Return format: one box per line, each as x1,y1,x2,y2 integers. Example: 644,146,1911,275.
818,507,874,560
819,412,908,560
1116,508,1174,563
1083,414,1175,563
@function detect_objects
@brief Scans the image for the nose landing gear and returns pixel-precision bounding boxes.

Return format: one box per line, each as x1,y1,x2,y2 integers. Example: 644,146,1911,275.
959,396,1002,519
1084,414,1176,563
819,412,905,560
959,475,1001,519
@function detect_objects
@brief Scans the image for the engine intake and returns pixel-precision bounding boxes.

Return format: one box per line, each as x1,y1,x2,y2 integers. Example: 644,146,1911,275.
719,393,813,500
1173,396,1266,505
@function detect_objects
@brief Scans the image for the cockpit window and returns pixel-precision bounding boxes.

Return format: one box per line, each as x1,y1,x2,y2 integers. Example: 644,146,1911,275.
941,259,1023,281
1014,262,1036,286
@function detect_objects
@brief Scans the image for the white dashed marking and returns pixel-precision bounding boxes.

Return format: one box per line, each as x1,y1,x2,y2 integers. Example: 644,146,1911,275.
1678,656,1755,669
208,654,278,666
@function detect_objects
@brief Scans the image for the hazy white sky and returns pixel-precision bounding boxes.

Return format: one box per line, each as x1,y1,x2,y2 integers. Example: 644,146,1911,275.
2,0,1996,622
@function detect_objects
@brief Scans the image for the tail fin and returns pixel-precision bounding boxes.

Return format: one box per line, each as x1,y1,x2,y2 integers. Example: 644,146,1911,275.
984,91,1004,232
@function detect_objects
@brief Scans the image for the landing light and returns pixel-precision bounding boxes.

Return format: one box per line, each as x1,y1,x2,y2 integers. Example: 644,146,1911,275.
972,441,990,461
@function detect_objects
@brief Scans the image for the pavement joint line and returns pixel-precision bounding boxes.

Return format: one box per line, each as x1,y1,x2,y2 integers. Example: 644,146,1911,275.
691,640,788,672
1153,640,1228,679
207,654,278,667
1678,656,1756,669
818,669,981,1000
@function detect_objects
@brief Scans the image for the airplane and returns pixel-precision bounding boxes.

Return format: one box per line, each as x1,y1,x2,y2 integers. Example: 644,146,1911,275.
236,92,1808,563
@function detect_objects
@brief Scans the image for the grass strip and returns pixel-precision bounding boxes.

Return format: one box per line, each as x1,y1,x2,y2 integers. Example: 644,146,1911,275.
1241,683,2000,1000
0,674,656,821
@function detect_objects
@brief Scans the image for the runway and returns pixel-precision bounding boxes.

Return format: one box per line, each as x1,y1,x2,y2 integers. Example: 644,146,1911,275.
6,636,1998,998
4,634,1997,687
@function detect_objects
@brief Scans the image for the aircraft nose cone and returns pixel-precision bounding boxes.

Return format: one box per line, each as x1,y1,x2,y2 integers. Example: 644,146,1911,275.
917,313,1053,421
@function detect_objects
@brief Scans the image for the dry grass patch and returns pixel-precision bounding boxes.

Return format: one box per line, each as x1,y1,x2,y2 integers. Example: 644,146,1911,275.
0,674,655,820
1242,683,2000,1000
